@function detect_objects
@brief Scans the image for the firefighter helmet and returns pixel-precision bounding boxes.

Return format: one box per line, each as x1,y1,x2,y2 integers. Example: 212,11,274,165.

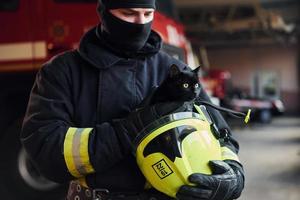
134,105,222,198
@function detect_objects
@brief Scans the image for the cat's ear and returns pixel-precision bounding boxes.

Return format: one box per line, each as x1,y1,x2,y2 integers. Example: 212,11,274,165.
169,64,181,78
192,66,201,74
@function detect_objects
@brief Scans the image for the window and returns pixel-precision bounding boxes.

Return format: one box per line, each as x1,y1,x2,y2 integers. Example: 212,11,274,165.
0,0,19,11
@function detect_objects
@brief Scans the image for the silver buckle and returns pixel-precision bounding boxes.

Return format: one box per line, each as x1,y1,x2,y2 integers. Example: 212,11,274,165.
92,188,110,200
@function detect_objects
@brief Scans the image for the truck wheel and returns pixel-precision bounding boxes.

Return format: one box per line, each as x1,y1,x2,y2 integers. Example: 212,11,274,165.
259,109,272,124
0,119,67,200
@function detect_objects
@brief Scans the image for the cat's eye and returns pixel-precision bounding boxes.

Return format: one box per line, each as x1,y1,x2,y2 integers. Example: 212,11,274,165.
183,83,189,88
194,83,199,88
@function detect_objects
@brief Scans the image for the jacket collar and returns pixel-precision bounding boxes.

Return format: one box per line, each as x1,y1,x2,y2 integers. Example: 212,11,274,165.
78,25,162,69
78,26,121,69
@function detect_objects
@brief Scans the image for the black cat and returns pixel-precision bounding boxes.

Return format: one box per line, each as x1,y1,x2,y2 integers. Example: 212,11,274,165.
142,64,201,106
140,64,201,160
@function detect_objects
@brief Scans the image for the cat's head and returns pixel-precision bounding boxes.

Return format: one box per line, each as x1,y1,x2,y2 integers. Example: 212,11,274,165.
165,64,201,101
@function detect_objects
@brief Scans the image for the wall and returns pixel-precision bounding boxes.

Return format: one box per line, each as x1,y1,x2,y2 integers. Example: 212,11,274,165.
206,44,299,115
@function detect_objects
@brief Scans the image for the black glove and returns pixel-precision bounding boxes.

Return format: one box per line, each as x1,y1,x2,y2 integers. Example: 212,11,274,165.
112,101,186,142
176,160,244,200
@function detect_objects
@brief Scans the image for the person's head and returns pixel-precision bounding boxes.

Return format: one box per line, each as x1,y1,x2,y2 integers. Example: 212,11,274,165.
98,0,156,53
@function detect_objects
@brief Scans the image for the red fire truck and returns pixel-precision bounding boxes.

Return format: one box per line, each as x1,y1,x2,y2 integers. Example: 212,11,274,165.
0,0,195,199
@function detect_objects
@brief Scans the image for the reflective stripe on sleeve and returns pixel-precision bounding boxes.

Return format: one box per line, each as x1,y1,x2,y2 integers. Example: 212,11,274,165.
221,146,240,163
64,127,95,178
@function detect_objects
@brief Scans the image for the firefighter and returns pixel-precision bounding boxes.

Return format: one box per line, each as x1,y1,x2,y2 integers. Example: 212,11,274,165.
21,0,245,199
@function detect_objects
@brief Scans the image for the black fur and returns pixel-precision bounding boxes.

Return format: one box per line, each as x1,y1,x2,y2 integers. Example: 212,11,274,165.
142,64,201,106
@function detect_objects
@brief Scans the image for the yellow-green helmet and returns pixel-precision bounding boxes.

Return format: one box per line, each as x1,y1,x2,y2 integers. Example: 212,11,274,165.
134,105,222,198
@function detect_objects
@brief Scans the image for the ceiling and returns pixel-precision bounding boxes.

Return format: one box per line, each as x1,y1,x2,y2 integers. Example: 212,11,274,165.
173,0,300,47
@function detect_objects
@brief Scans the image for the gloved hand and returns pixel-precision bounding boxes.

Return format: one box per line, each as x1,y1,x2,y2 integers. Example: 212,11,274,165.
176,160,244,200
112,101,186,142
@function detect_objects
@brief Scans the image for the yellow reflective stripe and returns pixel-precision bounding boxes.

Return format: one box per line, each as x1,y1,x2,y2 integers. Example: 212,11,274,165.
79,128,95,174
221,146,240,163
64,127,95,178
64,128,80,177
73,128,88,175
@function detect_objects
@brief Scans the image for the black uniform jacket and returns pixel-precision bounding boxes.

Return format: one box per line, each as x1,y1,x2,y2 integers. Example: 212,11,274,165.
21,26,240,193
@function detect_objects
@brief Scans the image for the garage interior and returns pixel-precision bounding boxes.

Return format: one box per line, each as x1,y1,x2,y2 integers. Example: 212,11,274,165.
175,0,299,115
174,1,300,199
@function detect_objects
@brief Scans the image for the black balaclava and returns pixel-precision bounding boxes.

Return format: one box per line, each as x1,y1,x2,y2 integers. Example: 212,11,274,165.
98,0,156,53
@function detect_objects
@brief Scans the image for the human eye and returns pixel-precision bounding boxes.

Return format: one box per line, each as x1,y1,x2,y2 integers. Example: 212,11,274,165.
122,10,135,16
144,11,153,17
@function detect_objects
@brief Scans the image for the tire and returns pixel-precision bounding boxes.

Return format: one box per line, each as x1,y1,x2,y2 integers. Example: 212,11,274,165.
0,119,68,200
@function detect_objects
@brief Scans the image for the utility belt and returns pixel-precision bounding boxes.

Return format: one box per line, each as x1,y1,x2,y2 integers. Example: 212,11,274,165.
66,181,174,200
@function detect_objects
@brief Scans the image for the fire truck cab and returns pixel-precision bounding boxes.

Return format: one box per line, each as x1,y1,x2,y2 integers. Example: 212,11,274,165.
0,0,194,199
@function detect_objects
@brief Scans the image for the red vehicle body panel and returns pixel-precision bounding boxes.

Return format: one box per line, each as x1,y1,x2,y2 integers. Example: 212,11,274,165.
200,69,231,99
0,0,189,72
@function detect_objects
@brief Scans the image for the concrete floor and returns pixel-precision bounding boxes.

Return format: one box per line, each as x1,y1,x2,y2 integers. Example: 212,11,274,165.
232,117,300,200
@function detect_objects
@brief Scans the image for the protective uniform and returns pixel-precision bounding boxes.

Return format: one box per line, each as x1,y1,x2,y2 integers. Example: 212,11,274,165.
21,1,243,199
